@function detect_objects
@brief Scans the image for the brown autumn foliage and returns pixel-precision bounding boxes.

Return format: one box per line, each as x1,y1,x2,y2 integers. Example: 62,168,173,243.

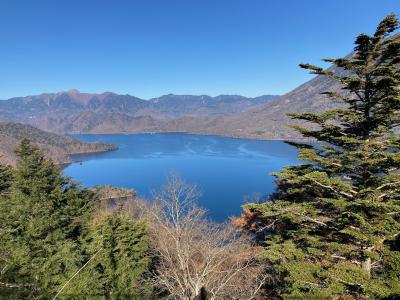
147,174,267,300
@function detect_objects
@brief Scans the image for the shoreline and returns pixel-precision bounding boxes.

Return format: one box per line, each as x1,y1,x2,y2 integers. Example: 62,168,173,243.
65,130,310,143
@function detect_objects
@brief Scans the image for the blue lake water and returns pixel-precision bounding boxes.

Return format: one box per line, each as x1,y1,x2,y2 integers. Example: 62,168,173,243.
64,133,299,221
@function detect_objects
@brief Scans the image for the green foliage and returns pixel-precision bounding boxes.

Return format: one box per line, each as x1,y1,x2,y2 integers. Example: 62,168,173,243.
245,14,400,299
0,138,152,299
0,163,14,297
0,138,94,299
63,209,152,299
0,163,12,195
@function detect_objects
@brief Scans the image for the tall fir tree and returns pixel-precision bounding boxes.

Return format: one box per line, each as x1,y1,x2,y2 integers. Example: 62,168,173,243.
241,14,400,298
0,162,14,297
0,139,153,299
0,162,12,195
0,138,94,299
62,209,152,299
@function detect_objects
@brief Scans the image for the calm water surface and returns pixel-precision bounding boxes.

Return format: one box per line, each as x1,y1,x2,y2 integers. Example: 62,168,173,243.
64,133,299,221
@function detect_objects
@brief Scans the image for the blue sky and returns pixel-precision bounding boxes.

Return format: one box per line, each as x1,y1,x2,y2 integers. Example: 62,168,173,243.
1,0,399,99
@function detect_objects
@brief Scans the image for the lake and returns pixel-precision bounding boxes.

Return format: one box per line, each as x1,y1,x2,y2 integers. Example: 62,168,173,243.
64,133,299,221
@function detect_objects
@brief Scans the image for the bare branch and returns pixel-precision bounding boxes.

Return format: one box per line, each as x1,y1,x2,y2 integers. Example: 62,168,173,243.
148,174,266,299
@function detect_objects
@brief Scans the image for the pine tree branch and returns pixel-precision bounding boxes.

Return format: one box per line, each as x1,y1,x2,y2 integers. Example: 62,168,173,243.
52,248,102,300
291,211,328,227
0,282,32,288
334,277,364,288
387,211,400,215
256,220,277,232
377,181,400,190
298,280,322,287
306,177,357,198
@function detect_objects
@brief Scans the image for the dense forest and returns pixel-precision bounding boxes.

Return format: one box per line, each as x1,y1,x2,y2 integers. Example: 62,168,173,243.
0,15,399,299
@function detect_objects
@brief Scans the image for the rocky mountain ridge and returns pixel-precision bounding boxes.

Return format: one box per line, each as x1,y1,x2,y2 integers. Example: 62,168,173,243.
0,91,277,134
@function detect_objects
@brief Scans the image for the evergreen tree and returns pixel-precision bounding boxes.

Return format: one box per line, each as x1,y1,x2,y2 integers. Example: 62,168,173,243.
63,209,152,299
0,138,94,299
242,15,400,298
0,163,14,297
0,163,12,195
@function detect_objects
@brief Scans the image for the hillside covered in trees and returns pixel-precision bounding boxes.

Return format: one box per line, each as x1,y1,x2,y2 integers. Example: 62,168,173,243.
0,122,116,165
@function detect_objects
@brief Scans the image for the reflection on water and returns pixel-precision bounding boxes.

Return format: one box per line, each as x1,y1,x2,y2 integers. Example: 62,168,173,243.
65,133,299,221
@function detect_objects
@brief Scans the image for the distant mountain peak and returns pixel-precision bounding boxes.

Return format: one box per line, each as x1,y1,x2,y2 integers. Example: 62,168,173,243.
65,89,80,94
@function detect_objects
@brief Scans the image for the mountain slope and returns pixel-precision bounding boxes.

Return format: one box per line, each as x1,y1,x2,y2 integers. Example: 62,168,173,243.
191,71,342,140
0,122,116,165
198,34,400,140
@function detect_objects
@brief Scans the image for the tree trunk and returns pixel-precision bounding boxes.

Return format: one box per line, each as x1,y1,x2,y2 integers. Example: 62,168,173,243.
362,257,371,277
194,287,208,300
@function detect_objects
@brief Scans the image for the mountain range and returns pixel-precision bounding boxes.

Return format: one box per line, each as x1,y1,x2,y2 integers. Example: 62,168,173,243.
2,34,400,144
0,66,358,140
0,91,277,134
2,48,398,140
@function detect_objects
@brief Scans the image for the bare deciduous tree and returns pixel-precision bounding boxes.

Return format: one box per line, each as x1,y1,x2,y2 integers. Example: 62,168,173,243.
149,173,267,300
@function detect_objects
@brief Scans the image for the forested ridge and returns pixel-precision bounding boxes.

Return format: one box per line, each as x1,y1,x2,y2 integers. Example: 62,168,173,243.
0,122,116,165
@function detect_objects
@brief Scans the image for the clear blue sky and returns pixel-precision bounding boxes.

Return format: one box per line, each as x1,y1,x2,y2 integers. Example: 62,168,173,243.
1,0,399,99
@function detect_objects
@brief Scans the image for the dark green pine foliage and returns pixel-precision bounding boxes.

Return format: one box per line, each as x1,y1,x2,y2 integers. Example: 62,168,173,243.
0,163,12,195
0,138,94,299
63,209,152,299
245,15,400,298
0,163,14,297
